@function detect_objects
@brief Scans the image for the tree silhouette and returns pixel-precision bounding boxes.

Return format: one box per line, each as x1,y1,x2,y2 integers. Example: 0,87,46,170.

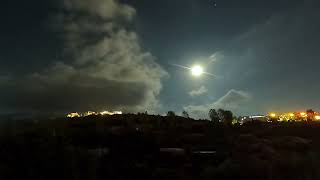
306,109,314,113
217,109,233,126
217,109,225,121
223,110,233,126
167,111,176,117
306,109,315,121
182,111,189,118
209,109,220,123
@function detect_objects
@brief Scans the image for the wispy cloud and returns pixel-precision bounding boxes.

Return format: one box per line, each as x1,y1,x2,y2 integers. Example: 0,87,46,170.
189,86,208,97
209,51,224,63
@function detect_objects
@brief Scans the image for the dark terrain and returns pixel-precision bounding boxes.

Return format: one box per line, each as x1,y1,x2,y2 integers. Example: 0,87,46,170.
1,114,319,180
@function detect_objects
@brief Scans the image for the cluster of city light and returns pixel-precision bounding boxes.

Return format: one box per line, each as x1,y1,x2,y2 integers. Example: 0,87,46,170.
100,111,123,116
67,112,81,118
268,111,320,121
269,113,277,118
67,111,122,118
300,112,307,117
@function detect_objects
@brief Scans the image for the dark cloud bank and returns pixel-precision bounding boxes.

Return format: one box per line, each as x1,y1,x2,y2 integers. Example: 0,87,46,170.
0,0,167,114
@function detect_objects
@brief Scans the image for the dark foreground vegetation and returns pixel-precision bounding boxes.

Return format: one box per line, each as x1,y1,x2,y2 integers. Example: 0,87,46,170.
1,114,320,180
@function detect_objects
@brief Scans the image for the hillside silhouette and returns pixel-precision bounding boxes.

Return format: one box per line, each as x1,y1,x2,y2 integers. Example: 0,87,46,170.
1,113,320,180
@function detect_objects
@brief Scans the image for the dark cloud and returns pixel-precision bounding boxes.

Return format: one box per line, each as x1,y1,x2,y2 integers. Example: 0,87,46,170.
0,63,147,113
0,0,167,114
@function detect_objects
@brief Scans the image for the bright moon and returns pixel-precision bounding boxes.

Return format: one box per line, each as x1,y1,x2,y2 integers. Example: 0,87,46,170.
191,65,204,77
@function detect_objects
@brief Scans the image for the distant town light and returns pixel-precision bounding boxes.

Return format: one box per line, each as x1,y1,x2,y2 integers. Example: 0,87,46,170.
100,111,122,115
270,113,276,118
67,112,80,118
300,112,307,117
114,111,123,115
266,111,320,122
249,115,266,118
67,110,122,118
85,111,97,116
100,111,110,115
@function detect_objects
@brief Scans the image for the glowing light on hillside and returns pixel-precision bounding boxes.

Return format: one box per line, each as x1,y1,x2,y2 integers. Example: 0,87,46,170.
114,111,122,115
269,113,276,118
100,111,122,115
267,111,320,122
191,65,204,77
85,111,97,116
100,111,111,115
300,112,307,117
67,112,80,118
67,110,122,118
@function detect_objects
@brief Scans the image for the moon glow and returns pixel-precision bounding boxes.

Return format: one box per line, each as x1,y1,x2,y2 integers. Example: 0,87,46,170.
170,63,217,78
191,65,204,77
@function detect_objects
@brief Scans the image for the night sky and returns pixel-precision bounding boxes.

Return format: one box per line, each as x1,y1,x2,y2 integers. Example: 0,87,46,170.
1,0,320,118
